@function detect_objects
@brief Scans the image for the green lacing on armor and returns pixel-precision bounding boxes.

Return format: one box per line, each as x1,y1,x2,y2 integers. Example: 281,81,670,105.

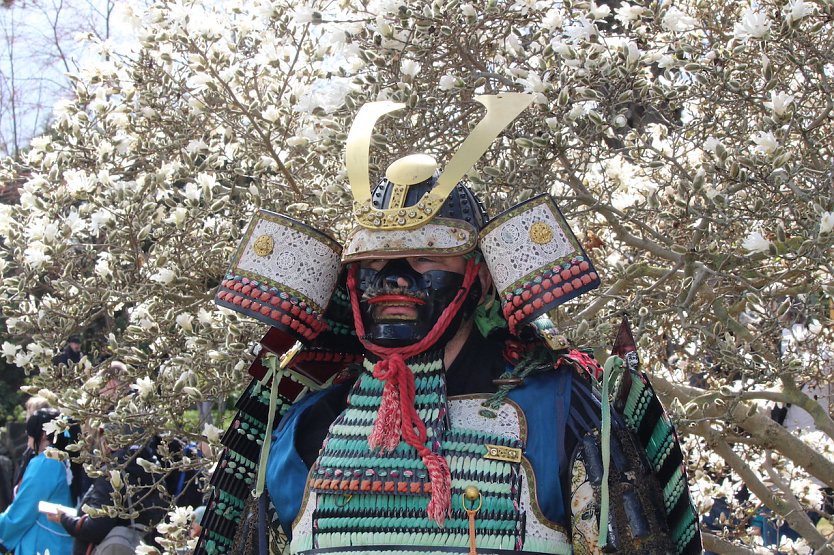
478,347,554,418
597,355,621,548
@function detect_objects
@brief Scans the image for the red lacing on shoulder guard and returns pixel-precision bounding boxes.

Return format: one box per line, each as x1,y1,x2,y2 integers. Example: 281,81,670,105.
561,349,604,381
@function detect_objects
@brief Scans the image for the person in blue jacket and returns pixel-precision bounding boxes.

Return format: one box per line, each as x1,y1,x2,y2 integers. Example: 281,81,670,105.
0,408,74,555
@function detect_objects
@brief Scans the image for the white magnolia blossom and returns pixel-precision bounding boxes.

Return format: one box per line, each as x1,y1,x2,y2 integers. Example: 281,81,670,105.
734,7,771,40
742,231,772,253
202,423,224,443
517,71,547,104
29,135,51,150
132,376,155,398
615,3,644,27
588,2,611,20
64,210,87,236
197,308,214,325
183,182,202,202
294,77,354,114
661,7,697,32
438,74,458,91
41,418,61,439
262,106,281,122
65,170,96,194
785,0,814,23
751,130,779,155
195,172,217,191
541,8,563,30
27,219,58,243
166,206,188,227
460,3,476,17
2,341,20,362
286,136,309,147
176,312,194,333
564,16,596,42
14,351,33,368
400,59,421,77
24,242,51,269
0,205,12,236
764,91,794,117
151,268,177,285
94,253,112,278
184,139,209,154
820,211,834,234
90,209,115,233
367,0,400,15
703,136,721,153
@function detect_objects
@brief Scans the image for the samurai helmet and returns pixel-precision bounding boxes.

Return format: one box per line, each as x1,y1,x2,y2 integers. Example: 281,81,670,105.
216,93,602,350
343,94,533,348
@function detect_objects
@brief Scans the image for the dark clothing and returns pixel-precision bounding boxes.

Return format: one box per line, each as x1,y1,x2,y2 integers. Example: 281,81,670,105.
58,445,165,555
163,440,206,509
52,347,82,366
14,446,35,486
0,454,13,511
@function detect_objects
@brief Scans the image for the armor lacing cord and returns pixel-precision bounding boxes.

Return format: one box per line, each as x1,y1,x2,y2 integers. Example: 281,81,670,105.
479,348,553,418
254,341,303,498
346,259,481,527
598,355,622,548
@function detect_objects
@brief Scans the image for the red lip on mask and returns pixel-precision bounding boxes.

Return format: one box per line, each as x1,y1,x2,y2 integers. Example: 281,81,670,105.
366,294,427,306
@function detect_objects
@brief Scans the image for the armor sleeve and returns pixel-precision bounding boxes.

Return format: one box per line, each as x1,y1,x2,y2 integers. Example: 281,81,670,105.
567,422,676,554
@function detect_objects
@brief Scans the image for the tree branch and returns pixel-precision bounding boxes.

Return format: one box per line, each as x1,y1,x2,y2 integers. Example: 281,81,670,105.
701,532,757,555
696,422,834,554
653,377,834,491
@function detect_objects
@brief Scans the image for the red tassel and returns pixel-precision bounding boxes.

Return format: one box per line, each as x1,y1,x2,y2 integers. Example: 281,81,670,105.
423,451,452,526
368,374,402,452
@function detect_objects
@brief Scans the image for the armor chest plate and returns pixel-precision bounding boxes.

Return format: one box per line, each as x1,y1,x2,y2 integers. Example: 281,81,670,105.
291,395,569,555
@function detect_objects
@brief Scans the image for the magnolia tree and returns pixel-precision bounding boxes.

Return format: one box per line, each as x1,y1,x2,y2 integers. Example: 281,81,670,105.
1,0,833,553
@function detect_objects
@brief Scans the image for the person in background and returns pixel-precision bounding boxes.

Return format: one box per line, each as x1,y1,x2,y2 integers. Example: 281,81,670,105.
52,335,83,366
0,408,74,555
13,395,52,492
24,396,51,418
100,360,130,402
51,425,165,555
190,506,206,539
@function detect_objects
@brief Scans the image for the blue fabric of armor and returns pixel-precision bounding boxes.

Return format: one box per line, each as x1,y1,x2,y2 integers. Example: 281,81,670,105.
267,387,337,537
507,369,572,527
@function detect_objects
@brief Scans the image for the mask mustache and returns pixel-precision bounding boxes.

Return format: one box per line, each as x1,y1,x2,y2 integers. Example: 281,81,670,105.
362,286,428,304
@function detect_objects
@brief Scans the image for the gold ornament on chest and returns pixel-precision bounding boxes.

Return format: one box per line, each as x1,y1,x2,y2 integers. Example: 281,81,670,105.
483,443,523,463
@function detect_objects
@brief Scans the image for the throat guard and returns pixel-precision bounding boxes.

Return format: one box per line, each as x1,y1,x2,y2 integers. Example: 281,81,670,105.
356,259,482,348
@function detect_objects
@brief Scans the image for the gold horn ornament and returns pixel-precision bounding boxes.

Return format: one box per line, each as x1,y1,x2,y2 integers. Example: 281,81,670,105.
346,93,535,231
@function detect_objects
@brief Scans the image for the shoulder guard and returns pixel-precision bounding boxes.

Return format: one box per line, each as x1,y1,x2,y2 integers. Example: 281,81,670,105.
515,315,702,555
604,316,702,555
194,328,360,555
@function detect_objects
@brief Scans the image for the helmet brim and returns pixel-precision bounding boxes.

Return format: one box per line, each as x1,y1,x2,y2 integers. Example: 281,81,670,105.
342,218,478,262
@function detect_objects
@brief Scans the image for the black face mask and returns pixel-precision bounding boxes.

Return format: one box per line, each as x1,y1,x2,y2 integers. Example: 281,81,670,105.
355,259,481,349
